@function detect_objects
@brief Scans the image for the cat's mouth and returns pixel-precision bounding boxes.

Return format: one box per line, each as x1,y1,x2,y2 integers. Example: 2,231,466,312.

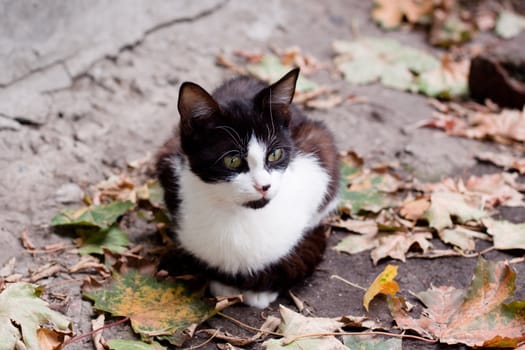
243,198,270,209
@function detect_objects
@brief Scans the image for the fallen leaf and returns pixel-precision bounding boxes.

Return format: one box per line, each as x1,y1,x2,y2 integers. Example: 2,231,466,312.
483,218,525,250
78,224,130,255
263,305,346,349
390,258,525,347
0,282,72,350
330,218,378,236
370,231,432,265
51,200,134,229
465,173,525,208
305,94,344,109
399,196,431,221
337,315,383,330
21,230,36,251
37,328,69,350
344,334,402,350
417,58,469,98
334,37,450,96
334,234,377,255
84,270,216,346
29,263,64,283
107,339,167,350
476,151,525,174
92,314,106,350
372,0,433,28
495,10,525,39
363,265,399,311
439,226,490,251
429,5,475,47
423,191,486,231
246,54,318,93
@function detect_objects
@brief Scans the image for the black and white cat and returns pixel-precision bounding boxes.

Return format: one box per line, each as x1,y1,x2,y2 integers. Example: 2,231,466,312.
156,69,339,308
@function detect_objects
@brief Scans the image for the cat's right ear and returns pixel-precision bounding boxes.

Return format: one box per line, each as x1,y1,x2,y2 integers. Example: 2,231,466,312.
178,82,220,134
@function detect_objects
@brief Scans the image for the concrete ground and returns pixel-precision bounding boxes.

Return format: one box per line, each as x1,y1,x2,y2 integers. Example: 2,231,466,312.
1,1,523,349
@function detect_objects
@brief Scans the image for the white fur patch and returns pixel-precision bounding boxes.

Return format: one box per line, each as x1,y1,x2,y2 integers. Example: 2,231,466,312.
174,143,331,276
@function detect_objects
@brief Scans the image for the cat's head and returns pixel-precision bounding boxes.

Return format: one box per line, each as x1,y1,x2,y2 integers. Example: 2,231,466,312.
177,68,300,209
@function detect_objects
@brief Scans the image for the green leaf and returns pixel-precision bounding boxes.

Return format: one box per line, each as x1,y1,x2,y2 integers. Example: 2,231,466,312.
247,54,318,92
84,270,216,346
495,10,525,39
264,305,346,349
0,283,71,350
51,200,134,229
344,334,402,350
108,339,167,350
78,225,130,255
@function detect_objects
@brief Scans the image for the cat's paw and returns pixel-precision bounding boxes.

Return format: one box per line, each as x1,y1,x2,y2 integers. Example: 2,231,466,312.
209,281,241,297
243,290,278,309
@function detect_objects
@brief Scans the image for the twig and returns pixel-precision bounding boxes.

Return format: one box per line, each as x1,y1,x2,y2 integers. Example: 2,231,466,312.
331,275,366,291
183,329,220,350
218,311,436,345
217,311,283,337
509,256,525,265
63,316,130,347
281,330,437,345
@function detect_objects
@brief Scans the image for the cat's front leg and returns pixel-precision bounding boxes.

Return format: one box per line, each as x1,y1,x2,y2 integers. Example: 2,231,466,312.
243,290,278,309
209,281,278,309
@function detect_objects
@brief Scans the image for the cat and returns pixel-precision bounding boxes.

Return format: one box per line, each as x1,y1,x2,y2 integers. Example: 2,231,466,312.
156,68,339,308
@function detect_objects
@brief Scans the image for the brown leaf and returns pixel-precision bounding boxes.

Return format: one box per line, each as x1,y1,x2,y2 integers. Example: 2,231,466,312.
399,196,431,221
21,230,36,251
91,314,106,350
29,263,64,283
465,173,524,208
69,255,111,277
37,328,68,350
371,231,432,265
305,94,344,109
390,258,525,347
476,151,525,174
330,218,378,236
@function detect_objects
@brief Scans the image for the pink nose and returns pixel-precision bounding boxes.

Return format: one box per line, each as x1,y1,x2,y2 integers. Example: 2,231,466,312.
254,184,271,194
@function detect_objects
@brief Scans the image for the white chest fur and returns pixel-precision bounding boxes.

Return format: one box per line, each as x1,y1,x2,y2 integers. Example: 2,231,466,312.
174,153,330,275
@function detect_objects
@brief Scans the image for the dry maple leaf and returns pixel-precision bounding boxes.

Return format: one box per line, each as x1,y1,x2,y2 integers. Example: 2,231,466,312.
390,258,525,347
372,0,433,28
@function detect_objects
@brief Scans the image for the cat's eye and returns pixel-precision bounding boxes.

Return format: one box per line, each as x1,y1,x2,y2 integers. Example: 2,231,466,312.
267,149,283,162
223,155,242,169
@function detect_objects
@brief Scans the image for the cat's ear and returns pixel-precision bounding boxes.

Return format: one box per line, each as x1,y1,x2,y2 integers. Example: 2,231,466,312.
256,68,299,107
178,82,220,133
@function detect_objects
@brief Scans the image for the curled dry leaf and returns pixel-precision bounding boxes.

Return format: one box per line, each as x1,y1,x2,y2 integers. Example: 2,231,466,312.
370,231,432,265
363,265,399,311
330,218,378,236
389,258,525,347
264,305,346,350
423,191,486,231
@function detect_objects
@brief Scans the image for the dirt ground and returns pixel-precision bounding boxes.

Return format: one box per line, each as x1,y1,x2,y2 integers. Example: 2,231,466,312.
1,1,524,349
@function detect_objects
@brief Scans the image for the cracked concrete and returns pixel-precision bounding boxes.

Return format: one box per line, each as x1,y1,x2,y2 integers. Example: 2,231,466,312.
0,0,226,124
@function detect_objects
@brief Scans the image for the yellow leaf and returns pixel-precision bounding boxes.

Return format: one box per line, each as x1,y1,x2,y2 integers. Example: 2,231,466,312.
363,265,399,311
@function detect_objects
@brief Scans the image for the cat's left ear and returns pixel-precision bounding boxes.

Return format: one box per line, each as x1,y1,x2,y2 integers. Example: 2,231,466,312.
255,68,299,108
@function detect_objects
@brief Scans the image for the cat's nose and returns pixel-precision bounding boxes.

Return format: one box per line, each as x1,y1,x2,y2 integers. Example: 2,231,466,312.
254,184,271,194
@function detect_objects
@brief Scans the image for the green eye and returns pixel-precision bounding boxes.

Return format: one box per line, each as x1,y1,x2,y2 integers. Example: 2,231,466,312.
223,155,242,169
267,149,283,162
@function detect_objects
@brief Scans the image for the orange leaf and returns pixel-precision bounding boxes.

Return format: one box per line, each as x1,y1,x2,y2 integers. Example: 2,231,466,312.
390,258,525,347
363,265,399,311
